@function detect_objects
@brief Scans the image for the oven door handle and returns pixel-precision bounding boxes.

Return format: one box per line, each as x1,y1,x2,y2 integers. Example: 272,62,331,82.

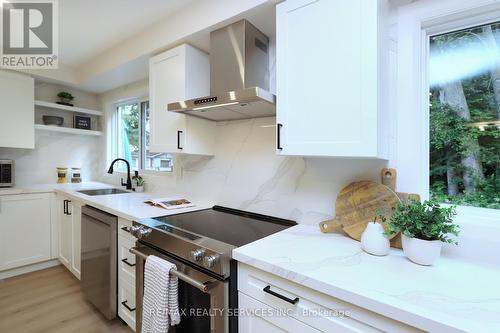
129,247,212,294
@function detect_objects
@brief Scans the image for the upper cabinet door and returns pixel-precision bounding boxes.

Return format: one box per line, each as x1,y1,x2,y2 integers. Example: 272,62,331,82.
0,70,34,149
276,0,388,158
149,44,215,155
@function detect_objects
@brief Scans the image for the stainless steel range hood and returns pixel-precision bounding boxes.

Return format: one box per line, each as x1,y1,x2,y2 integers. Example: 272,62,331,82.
168,20,275,121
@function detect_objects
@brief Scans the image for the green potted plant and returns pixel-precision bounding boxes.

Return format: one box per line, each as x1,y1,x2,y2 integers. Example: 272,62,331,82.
133,175,145,192
57,91,74,106
384,199,459,266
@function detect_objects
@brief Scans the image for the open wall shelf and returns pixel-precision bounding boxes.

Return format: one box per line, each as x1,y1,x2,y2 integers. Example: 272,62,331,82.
35,100,103,116
35,124,102,136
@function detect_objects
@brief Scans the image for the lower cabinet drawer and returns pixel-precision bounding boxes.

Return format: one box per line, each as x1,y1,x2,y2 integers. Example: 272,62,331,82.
238,263,422,333
239,292,321,333
118,277,136,331
118,235,136,285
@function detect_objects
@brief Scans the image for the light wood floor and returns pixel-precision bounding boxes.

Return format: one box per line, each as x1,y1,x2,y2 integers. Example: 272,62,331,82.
0,265,133,333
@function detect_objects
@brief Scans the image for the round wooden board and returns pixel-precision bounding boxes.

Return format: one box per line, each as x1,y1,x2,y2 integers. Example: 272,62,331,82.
321,181,401,241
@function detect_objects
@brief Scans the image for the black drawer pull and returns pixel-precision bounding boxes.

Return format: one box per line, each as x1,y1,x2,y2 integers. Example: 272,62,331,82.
121,258,136,267
263,285,299,305
276,123,283,150
63,200,72,215
177,130,183,150
121,226,130,233
121,300,136,312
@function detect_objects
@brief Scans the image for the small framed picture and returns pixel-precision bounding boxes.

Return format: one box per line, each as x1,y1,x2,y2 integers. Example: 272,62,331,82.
74,115,91,130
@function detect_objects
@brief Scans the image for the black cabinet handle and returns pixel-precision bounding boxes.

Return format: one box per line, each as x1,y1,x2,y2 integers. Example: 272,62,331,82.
63,200,72,215
263,285,299,305
121,258,136,267
177,130,183,150
121,300,136,312
66,200,72,215
277,123,283,150
121,226,130,233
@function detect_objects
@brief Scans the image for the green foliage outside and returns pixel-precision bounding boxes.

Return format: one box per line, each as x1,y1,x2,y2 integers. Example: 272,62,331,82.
429,25,500,209
384,200,460,244
120,103,139,153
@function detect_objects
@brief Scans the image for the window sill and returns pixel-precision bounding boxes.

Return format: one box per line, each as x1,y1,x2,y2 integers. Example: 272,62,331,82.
441,204,500,228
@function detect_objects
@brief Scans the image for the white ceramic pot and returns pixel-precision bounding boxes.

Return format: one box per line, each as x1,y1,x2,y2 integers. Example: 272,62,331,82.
135,186,144,193
401,234,442,266
360,222,390,256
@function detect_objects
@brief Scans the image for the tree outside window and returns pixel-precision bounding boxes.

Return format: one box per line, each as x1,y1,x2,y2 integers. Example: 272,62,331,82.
429,22,500,209
115,101,172,172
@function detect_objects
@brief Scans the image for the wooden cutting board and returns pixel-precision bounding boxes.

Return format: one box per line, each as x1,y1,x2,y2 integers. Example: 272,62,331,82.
319,181,401,241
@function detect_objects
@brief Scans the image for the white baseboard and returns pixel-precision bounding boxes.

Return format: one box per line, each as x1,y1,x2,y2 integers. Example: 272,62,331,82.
0,259,61,280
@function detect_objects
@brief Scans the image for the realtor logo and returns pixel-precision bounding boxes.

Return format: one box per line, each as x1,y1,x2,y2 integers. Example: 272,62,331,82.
1,0,58,69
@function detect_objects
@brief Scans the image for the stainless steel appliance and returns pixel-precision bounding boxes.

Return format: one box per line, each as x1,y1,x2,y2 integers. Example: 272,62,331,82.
168,20,275,121
131,206,296,333
0,160,14,187
81,206,118,320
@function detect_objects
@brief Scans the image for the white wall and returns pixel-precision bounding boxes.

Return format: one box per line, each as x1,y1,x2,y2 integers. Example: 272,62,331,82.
0,82,102,185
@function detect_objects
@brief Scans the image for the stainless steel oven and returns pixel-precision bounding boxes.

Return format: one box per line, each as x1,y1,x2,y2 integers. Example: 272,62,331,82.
131,246,228,333
130,206,296,333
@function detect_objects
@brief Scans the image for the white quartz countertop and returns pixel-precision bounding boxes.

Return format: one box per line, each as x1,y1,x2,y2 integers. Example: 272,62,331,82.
233,224,500,333
0,182,212,220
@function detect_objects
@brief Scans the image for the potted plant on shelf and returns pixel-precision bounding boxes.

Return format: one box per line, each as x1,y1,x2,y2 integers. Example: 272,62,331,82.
57,91,75,106
384,199,459,266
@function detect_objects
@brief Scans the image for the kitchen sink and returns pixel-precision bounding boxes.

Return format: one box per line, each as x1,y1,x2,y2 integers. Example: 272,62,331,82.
77,188,129,196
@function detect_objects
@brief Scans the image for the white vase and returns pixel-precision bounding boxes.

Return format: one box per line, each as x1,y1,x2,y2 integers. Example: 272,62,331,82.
360,222,390,256
401,234,442,266
135,186,144,193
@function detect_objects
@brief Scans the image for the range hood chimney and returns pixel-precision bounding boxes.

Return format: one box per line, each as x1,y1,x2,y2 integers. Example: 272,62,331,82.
168,20,275,121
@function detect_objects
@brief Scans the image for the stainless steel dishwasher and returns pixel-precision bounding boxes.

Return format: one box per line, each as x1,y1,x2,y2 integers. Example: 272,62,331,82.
81,205,117,320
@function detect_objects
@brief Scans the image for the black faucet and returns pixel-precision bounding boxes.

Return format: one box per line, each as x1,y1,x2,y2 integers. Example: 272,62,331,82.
107,158,133,190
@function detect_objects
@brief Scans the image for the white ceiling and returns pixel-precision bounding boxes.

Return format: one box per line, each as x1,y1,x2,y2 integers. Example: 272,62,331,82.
76,1,276,93
59,0,194,66
32,0,276,93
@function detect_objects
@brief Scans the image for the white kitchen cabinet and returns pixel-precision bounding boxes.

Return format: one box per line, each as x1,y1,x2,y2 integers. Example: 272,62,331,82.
118,276,137,331
239,292,320,333
117,218,136,331
276,0,389,158
149,44,216,155
0,70,35,149
238,263,422,333
0,193,51,271
56,193,82,279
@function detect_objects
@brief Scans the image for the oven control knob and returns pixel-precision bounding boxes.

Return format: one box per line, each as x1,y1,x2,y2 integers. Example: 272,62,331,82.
130,225,142,238
137,227,152,239
190,249,205,262
203,255,219,269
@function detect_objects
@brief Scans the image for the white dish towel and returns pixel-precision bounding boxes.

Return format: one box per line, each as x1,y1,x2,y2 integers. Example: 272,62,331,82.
142,255,181,333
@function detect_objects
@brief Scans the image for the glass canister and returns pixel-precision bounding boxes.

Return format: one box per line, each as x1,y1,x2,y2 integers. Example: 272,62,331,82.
71,167,82,183
56,167,68,183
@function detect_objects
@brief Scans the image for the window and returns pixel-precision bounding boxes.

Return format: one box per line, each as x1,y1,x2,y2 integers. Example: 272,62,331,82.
429,22,500,209
113,100,173,172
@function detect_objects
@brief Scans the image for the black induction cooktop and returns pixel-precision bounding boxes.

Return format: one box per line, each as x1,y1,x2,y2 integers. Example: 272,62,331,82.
152,206,296,247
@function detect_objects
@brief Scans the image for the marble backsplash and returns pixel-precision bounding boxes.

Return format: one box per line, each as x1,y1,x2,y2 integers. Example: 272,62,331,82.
0,131,102,186
173,117,388,225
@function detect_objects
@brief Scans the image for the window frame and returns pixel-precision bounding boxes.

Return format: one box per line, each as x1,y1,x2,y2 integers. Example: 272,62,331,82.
108,98,172,175
396,0,500,221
